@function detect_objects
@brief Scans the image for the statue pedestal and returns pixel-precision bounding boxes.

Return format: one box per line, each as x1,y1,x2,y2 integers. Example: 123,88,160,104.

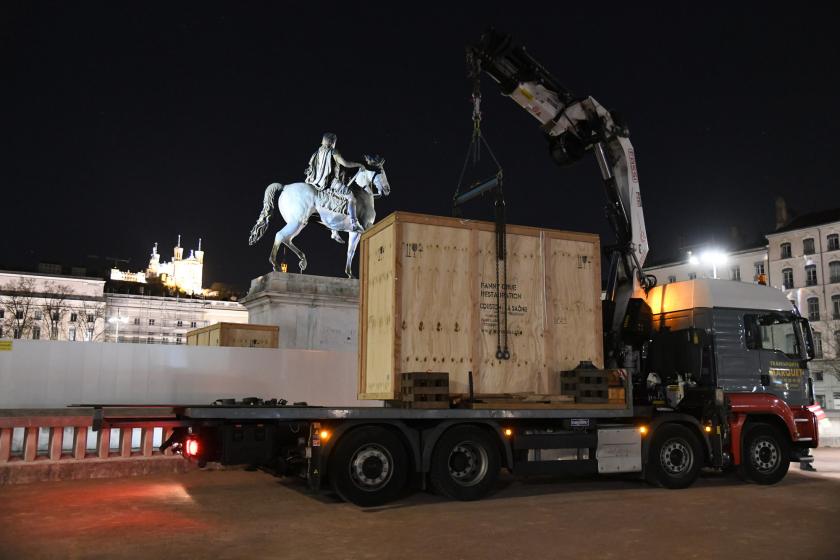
241,272,359,351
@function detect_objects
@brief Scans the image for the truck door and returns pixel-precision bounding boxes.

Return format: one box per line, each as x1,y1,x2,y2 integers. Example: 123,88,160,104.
743,313,809,407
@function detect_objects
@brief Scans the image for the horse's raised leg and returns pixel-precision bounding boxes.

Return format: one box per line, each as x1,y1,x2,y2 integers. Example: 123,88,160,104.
345,231,362,278
272,221,308,273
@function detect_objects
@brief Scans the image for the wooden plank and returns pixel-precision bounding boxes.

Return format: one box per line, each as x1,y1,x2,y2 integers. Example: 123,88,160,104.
393,216,403,396
466,402,628,410
360,224,396,397
547,236,603,370
49,426,63,460
398,221,472,394
475,229,546,395
382,211,599,243
73,427,88,460
357,233,369,397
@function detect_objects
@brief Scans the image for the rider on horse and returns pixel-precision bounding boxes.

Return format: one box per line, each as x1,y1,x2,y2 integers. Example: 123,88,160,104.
305,133,365,239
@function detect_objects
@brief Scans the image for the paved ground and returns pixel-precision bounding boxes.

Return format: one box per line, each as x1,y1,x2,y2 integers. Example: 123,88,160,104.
2,449,840,560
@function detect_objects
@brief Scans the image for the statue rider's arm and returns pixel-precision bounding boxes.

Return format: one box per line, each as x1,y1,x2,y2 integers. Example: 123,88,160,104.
333,151,364,169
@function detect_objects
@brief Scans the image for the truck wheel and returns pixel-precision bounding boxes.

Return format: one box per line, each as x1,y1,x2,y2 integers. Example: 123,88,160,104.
329,426,408,507
429,426,500,501
645,424,702,489
738,423,789,485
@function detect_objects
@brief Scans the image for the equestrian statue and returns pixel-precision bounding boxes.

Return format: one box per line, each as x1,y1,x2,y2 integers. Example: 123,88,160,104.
248,133,391,278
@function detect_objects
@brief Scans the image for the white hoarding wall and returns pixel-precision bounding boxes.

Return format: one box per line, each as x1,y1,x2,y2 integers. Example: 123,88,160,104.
0,340,375,408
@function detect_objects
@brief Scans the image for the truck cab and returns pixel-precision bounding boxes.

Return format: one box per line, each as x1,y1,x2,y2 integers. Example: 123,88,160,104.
640,279,819,481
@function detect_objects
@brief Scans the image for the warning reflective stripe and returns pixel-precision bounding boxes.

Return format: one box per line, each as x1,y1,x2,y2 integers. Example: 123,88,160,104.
0,341,11,351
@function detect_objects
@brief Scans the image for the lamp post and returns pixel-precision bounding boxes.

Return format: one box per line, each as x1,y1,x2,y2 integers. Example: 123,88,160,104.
108,309,129,343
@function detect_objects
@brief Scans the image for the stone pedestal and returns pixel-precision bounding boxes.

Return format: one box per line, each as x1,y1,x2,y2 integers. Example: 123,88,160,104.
241,272,359,351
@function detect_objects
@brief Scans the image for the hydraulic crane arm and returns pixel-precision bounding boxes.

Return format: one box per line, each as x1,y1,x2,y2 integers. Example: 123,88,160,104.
468,30,655,366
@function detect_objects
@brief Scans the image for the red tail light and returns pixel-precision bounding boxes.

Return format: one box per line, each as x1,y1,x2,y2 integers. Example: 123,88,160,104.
185,438,199,456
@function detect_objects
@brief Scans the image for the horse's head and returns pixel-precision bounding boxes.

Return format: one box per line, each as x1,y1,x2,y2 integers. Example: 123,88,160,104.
363,154,390,197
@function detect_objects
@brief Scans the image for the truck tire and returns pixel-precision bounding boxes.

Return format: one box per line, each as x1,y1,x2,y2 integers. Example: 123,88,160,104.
429,425,500,501
328,426,408,507
738,423,790,485
645,424,702,489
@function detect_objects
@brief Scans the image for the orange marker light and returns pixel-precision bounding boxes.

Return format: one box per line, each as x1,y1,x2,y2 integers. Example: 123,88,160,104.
319,430,331,442
639,426,648,436
504,428,513,437
185,439,199,456
704,425,712,433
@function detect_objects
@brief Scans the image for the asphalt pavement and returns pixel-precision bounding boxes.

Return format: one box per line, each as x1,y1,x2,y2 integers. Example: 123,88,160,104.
1,449,839,560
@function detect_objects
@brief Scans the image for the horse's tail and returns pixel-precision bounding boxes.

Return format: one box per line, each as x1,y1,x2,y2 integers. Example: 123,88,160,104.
248,183,284,245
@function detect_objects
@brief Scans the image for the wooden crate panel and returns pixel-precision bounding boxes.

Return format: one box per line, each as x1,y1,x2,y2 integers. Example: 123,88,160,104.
360,225,396,396
398,223,473,392
359,212,602,402
475,229,547,394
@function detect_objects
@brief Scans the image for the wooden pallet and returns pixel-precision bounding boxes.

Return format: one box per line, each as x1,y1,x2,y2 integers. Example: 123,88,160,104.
401,372,450,409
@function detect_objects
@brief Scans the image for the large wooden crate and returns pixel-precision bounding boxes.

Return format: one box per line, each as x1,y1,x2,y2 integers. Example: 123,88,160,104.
358,212,603,400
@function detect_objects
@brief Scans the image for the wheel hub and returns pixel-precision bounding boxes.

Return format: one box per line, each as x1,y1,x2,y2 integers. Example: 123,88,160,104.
752,439,779,473
448,441,488,487
660,439,693,475
350,445,393,491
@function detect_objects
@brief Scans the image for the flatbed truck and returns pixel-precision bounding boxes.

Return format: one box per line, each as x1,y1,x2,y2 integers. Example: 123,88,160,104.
87,31,820,506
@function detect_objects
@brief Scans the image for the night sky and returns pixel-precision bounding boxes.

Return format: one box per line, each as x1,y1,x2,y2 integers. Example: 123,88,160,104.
4,3,840,289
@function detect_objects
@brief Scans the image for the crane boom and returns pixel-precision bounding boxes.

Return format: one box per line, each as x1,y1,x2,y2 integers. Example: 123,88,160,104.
468,29,655,367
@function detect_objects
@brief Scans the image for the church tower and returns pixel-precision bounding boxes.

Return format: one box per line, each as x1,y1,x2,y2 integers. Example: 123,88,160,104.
173,235,183,261
195,238,205,265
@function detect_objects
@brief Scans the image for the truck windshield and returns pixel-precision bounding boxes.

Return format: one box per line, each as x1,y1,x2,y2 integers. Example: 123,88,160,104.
745,313,801,358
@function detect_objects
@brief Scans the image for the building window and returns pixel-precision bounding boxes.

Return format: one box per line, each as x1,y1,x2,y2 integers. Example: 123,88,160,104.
85,328,93,341
813,332,823,359
69,327,76,341
803,238,815,255
830,261,840,283
807,297,820,321
667,275,676,283
134,317,140,325
32,326,41,340
147,336,154,344
780,242,791,259
816,394,825,408
149,319,155,326
51,312,59,321
51,325,58,339
162,338,169,345
835,392,840,409
730,266,741,281
86,314,94,323
805,264,818,286
70,313,77,322
688,272,697,280
833,295,840,320
754,262,765,276
782,268,793,289
177,320,183,327
190,321,197,328
814,371,824,382
828,234,840,252
15,310,23,320
34,311,42,321
0,310,4,319
176,335,183,344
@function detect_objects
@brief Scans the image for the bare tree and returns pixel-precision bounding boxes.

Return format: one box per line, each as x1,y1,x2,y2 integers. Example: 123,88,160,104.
0,278,37,339
71,298,106,342
815,318,840,382
39,282,73,340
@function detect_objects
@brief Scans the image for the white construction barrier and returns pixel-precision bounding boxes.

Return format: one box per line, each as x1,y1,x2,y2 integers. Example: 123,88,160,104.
0,340,376,408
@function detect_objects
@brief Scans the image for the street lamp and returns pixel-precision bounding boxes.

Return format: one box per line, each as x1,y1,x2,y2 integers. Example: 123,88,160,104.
688,249,728,279
108,309,129,342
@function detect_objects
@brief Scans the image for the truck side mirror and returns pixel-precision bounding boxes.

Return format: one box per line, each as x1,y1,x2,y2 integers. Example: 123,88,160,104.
798,318,816,360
